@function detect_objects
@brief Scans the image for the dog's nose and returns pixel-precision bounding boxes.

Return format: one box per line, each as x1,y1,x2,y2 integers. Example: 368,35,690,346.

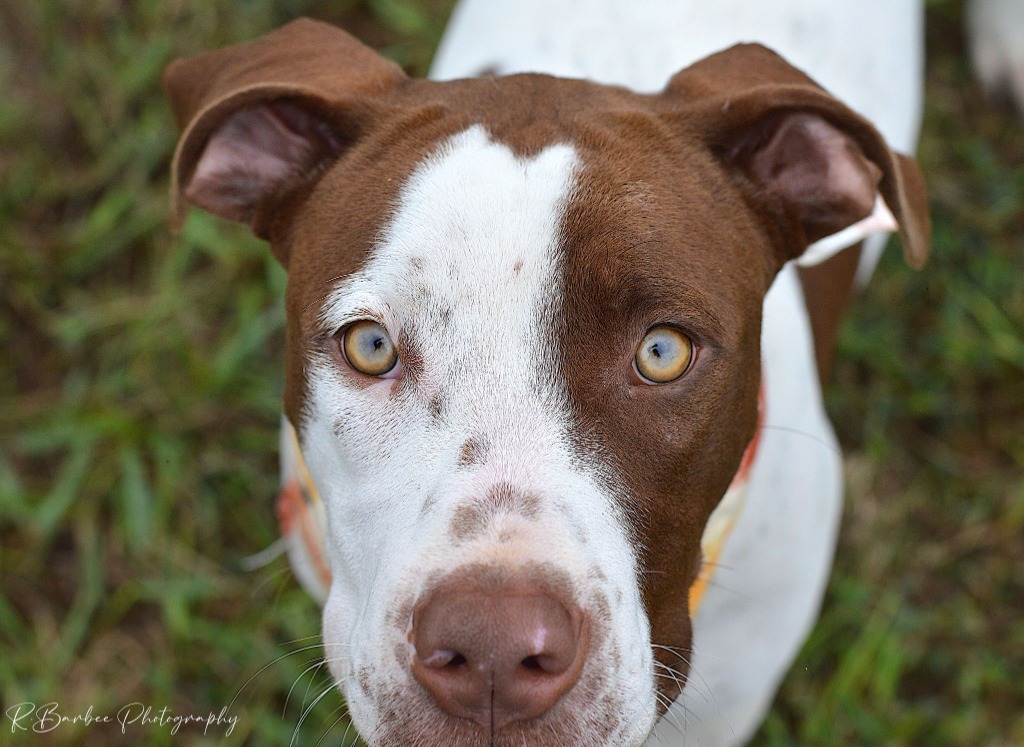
411,577,588,730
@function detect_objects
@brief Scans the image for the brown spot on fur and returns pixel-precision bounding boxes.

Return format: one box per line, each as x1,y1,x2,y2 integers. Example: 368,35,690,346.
456,436,489,467
427,394,443,420
570,515,589,545
448,482,542,541
486,482,541,518
513,258,524,273
393,643,410,668
608,643,623,670
419,493,437,517
592,594,612,628
357,666,373,695
449,503,488,542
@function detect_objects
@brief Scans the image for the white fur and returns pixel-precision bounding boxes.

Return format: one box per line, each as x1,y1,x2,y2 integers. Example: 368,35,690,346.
303,126,656,743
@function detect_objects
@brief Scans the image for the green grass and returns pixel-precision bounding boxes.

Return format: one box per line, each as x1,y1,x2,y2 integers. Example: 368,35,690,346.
1,0,1021,745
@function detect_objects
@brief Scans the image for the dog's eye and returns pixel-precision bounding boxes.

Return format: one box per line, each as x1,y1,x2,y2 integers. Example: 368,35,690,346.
340,320,398,376
635,326,693,383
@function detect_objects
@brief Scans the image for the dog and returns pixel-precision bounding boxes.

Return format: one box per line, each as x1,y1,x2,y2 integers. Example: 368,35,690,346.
164,2,930,744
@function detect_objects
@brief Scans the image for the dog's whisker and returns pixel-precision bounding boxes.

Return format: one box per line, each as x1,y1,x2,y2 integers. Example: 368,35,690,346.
316,702,353,747
652,689,687,738
284,656,330,717
249,565,298,598
652,660,685,684
653,641,727,665
652,674,702,741
651,642,693,658
228,643,333,712
340,715,356,746
694,558,734,573
278,633,325,646
652,666,694,712
290,680,339,747
701,576,754,604
652,647,718,708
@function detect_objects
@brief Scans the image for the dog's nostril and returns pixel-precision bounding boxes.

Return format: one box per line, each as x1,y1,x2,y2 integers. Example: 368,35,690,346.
520,655,543,671
411,578,589,731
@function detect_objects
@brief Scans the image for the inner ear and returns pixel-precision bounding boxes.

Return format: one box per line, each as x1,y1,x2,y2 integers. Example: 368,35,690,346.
728,111,883,252
186,98,346,233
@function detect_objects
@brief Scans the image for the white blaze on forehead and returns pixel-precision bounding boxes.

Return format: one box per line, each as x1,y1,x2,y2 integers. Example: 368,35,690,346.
309,122,595,573
320,124,580,443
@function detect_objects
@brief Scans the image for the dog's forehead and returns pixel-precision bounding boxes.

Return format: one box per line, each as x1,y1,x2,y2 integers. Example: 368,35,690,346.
291,73,756,293
281,74,769,423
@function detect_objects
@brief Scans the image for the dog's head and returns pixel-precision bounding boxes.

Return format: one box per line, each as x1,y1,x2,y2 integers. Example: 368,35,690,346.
166,19,928,746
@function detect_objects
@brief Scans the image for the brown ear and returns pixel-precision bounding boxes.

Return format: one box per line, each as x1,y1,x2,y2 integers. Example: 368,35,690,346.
164,18,406,251
663,44,929,269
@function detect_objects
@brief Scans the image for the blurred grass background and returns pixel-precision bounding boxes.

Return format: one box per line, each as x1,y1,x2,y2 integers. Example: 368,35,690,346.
0,0,1020,744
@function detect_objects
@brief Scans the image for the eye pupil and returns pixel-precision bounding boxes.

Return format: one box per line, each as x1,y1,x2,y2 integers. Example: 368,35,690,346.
635,326,693,384
340,320,399,376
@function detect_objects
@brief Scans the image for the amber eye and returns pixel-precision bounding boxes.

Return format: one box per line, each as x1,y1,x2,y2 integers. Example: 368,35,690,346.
635,326,693,383
341,320,398,376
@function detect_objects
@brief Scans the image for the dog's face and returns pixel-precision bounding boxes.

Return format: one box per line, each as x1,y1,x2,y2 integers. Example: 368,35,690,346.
293,117,764,744
166,19,928,746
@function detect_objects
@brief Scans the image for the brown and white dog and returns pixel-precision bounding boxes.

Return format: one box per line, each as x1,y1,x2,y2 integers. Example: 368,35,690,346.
165,3,930,744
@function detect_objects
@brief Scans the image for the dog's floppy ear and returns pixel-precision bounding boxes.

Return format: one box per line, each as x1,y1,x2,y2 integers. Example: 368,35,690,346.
164,18,406,252
663,44,929,269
